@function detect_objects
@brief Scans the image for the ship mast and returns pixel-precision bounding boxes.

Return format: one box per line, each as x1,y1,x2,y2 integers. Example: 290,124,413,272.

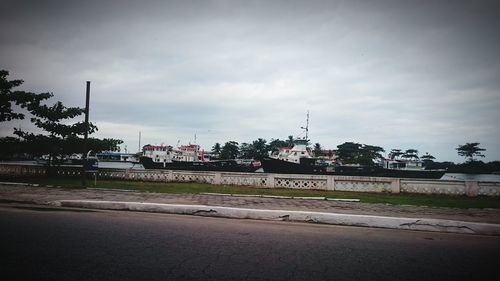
301,111,309,140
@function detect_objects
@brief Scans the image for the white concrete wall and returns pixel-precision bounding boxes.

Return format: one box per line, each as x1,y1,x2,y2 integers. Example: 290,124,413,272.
478,182,500,196
1,164,499,197
401,180,466,196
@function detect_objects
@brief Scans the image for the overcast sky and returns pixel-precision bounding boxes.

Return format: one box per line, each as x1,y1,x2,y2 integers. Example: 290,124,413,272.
1,0,499,162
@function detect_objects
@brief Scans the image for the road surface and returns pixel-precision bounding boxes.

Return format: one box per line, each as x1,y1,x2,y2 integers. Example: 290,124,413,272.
1,203,499,280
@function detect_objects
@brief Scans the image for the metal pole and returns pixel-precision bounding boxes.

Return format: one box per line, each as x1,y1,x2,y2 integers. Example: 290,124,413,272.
82,81,90,187
138,131,141,153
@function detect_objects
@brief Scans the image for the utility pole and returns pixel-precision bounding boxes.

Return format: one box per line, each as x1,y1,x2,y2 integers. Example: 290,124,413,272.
82,81,90,187
138,131,141,152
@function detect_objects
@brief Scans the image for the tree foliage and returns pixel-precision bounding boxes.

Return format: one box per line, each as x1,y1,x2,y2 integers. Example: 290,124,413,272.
1,70,26,121
267,138,289,154
249,138,268,160
401,149,419,160
388,149,404,160
456,142,486,162
0,136,123,160
421,153,435,162
220,141,239,159
63,137,123,154
11,92,98,165
211,142,221,155
0,69,122,164
313,143,322,157
239,142,253,159
336,142,384,166
238,140,268,160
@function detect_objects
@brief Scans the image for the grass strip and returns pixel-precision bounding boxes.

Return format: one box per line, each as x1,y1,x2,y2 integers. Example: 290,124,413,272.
1,176,499,209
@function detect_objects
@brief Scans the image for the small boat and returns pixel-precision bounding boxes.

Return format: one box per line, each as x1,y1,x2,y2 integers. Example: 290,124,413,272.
95,151,139,163
35,153,99,168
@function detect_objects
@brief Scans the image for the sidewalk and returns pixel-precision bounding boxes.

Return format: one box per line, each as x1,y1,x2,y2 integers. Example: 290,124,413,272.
1,183,500,235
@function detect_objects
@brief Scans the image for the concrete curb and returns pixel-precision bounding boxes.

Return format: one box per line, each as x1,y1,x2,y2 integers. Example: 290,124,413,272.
0,181,39,187
199,192,360,202
54,200,500,236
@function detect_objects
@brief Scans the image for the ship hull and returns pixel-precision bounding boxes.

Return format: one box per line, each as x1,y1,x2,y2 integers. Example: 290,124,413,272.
140,157,259,173
261,157,445,179
259,157,327,174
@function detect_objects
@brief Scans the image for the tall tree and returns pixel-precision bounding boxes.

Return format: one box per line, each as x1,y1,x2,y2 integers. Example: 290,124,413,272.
336,142,362,164
1,71,97,165
267,138,288,154
239,142,252,159
359,145,385,166
1,70,124,164
420,152,436,167
313,143,322,157
250,138,268,160
62,137,123,155
211,142,221,158
388,149,404,160
13,94,98,164
336,142,384,166
0,136,24,160
0,70,51,122
401,149,419,160
456,142,486,162
220,141,239,160
239,139,268,159
0,70,25,121
421,153,435,162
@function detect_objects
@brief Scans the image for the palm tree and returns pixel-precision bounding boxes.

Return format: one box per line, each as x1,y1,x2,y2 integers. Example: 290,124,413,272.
456,142,485,162
388,149,404,160
401,149,419,160
313,143,322,157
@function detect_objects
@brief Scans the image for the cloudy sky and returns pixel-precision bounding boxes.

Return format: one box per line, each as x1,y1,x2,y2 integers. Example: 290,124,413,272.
1,0,499,162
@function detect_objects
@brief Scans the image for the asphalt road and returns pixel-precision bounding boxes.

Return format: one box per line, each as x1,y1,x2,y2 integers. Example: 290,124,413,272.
1,204,499,281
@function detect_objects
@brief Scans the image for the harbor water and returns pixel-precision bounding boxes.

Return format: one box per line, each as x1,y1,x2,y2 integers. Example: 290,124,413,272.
440,173,500,182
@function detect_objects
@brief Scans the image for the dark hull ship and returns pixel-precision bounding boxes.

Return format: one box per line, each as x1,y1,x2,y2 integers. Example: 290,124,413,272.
261,112,445,179
140,156,260,173
260,157,445,179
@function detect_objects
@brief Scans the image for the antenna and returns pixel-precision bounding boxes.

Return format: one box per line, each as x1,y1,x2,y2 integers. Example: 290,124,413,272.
300,110,309,140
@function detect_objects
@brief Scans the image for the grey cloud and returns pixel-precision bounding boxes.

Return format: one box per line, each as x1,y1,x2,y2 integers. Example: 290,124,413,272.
1,0,500,161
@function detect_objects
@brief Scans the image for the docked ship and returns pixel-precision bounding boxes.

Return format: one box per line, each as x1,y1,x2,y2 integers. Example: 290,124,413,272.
261,140,445,178
261,113,445,179
139,143,260,173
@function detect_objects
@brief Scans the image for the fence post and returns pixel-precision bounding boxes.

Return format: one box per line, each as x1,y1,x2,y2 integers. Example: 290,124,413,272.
391,178,401,194
166,170,173,182
266,174,275,188
465,181,479,197
327,176,335,191
214,172,222,185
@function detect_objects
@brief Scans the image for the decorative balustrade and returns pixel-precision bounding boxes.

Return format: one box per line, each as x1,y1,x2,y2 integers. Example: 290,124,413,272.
401,180,466,196
1,163,499,196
